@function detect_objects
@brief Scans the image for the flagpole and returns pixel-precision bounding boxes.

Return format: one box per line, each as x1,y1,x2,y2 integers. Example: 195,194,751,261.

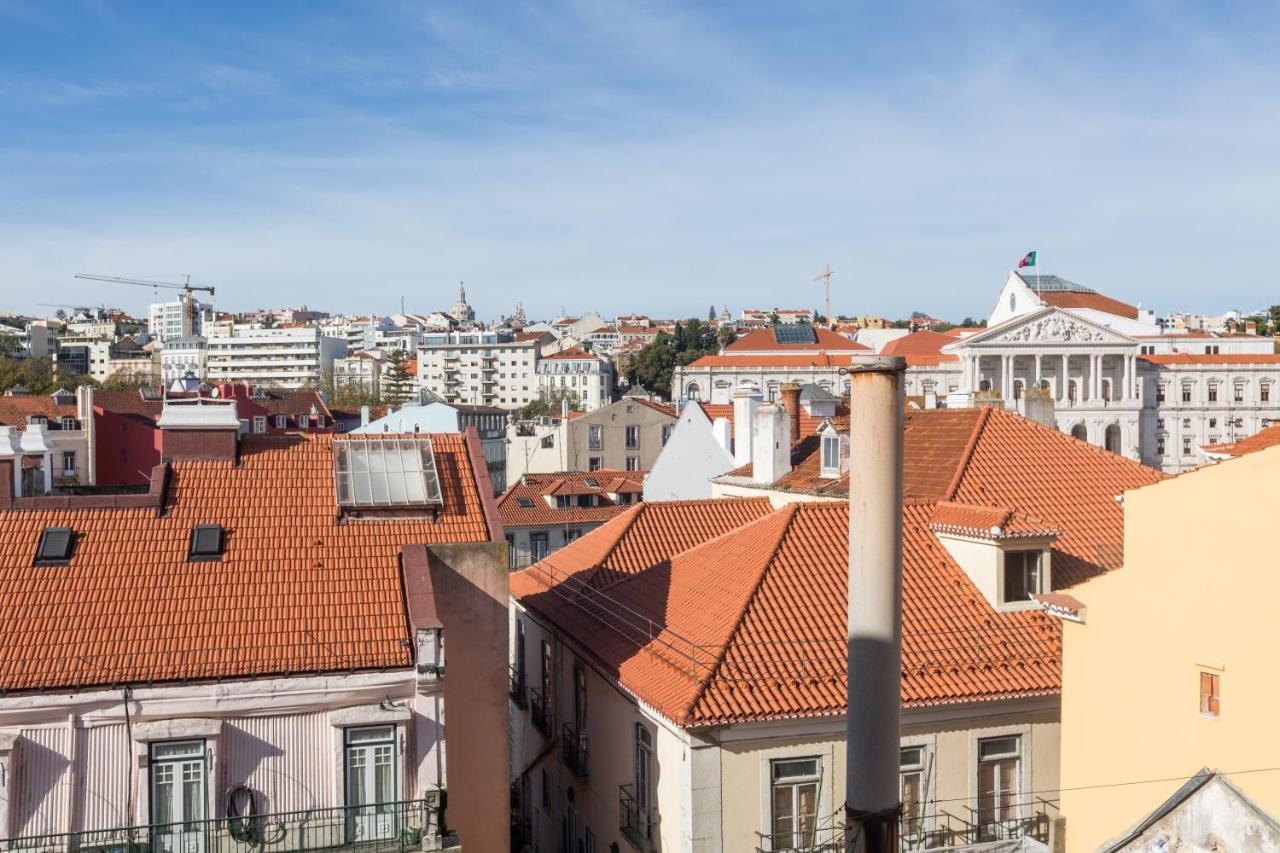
1036,250,1041,291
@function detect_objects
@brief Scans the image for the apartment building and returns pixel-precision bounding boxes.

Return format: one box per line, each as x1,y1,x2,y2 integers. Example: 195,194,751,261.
147,297,209,342
496,470,643,568
509,397,1164,853
206,326,347,389
0,414,511,851
159,335,208,383
0,386,92,489
506,397,676,483
417,329,539,410
1053,440,1280,851
535,347,614,411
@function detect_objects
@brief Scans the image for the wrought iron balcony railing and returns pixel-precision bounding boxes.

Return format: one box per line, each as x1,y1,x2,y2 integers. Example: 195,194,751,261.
619,785,654,850
509,664,528,708
529,686,552,736
0,797,456,853
561,723,589,779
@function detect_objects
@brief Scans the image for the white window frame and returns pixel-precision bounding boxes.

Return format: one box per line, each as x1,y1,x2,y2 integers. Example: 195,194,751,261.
970,727,1030,840
998,548,1050,611
275,415,288,429
899,734,936,843
61,451,76,476
757,745,833,852
253,416,267,434
819,429,840,478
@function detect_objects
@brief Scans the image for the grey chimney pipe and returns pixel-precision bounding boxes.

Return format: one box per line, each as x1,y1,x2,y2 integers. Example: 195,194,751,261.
845,354,905,852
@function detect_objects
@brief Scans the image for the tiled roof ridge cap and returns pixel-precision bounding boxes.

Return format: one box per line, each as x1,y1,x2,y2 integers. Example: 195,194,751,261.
681,503,800,724
941,407,992,500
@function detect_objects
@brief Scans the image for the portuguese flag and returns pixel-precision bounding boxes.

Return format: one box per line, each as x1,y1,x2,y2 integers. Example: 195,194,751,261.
1018,250,1037,268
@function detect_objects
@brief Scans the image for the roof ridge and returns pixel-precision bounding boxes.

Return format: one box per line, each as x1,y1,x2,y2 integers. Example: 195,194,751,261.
585,502,648,589
942,407,991,500
680,502,800,724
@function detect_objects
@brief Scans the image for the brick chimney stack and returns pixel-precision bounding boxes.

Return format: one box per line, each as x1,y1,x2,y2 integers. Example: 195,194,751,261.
780,382,802,439
158,398,241,462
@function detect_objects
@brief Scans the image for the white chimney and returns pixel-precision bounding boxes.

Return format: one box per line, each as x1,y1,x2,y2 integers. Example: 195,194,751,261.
751,402,791,484
731,381,762,466
360,405,370,427
711,416,732,454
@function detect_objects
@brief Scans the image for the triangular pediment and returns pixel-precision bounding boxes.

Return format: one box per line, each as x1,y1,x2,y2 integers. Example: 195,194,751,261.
944,307,1135,351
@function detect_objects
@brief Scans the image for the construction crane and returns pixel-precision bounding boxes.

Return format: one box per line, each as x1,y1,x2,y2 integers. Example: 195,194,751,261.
814,265,833,327
74,273,215,330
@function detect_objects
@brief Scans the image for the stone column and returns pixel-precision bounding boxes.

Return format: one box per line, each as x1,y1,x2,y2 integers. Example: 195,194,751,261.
1061,353,1070,403
1035,353,1043,389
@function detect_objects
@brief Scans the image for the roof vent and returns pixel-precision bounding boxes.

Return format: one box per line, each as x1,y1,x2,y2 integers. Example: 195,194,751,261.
188,525,225,562
34,527,75,566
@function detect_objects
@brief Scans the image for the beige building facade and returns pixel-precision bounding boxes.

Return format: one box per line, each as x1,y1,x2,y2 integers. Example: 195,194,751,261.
1058,444,1280,851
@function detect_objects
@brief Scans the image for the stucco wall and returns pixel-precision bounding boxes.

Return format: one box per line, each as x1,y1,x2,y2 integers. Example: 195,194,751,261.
1060,445,1280,852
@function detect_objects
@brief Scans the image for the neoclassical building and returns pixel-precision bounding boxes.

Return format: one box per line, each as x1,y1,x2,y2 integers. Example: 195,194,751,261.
673,271,1280,472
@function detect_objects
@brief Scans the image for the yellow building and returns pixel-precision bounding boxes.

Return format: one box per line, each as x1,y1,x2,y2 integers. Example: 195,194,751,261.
1057,443,1280,851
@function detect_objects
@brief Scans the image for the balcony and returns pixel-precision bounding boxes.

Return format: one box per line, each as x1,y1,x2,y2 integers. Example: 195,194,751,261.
561,723,589,779
509,664,528,709
619,785,654,850
1,798,458,853
529,686,552,737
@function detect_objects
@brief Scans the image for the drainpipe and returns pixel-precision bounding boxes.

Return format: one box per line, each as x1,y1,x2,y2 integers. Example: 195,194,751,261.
845,354,905,852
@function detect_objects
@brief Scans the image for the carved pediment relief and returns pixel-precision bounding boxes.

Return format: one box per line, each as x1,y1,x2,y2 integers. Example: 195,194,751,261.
996,314,1107,343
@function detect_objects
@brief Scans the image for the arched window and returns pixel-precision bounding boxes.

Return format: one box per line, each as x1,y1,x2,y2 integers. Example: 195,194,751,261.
1013,379,1024,400
685,383,701,401
1101,379,1112,402
1105,423,1122,454
979,379,991,392
1071,423,1087,442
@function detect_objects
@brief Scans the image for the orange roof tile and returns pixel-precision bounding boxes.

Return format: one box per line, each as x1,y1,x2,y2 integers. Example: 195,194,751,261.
497,470,645,527
1138,354,1280,365
879,330,955,357
684,354,860,369
1211,423,1280,458
723,326,868,353
543,347,598,360
0,396,77,427
0,432,494,693
695,401,839,438
1036,289,1139,319
928,502,1059,540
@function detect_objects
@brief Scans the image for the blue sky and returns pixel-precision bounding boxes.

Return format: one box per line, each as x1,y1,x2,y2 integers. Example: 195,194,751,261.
2,1,1279,322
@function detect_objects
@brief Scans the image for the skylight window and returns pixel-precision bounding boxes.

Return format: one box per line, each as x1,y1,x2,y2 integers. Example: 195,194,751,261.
34,527,75,566
334,438,444,508
189,525,225,562
585,478,599,488
517,497,535,508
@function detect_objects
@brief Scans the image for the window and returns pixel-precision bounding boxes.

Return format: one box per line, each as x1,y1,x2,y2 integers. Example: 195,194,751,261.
517,496,535,508
634,725,654,839
1156,419,1164,429
588,425,602,451
345,726,397,841
60,416,77,430
507,534,517,569
1003,551,1043,603
1200,671,1220,718
1156,384,1166,403
253,416,267,434
1208,384,1218,403
1183,437,1192,455
530,533,549,562
588,457,602,471
900,746,926,837
565,528,582,542
1182,418,1191,429
977,736,1021,837
150,740,206,840
1263,384,1272,403
541,434,555,449
275,415,288,429
188,525,225,562
820,431,840,477
34,527,75,566
625,425,639,449
770,758,819,851
1235,384,1245,403
61,451,76,475
661,424,673,445
1182,385,1192,403
625,456,639,472
1157,437,1166,456
1209,418,1217,429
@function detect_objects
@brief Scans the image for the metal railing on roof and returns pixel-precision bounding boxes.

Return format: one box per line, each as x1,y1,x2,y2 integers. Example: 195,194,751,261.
0,797,455,853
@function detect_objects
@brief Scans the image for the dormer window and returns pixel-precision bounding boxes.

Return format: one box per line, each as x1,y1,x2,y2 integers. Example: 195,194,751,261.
1002,551,1044,603
820,430,840,478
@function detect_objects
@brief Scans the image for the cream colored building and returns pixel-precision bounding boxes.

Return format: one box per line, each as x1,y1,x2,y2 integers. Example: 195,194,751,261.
1055,443,1280,851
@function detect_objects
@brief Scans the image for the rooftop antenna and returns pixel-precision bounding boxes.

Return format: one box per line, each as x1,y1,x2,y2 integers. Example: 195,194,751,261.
814,265,834,326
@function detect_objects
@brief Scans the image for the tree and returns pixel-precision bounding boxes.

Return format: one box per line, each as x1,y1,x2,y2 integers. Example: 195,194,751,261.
1268,305,1280,336
261,314,278,329
768,311,781,326
627,318,727,399
384,350,413,404
516,387,581,420
100,370,153,391
716,325,738,349
708,305,717,322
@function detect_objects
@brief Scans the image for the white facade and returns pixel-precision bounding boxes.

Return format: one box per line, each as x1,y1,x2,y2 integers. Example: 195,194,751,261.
159,336,208,383
418,333,538,410
148,298,209,342
206,327,347,389
535,351,614,411
642,403,735,501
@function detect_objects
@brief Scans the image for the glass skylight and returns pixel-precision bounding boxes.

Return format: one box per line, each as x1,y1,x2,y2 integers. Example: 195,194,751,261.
334,438,444,508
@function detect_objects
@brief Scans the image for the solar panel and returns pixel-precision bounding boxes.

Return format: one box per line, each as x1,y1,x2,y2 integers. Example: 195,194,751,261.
772,325,817,345
334,438,444,508
35,527,74,565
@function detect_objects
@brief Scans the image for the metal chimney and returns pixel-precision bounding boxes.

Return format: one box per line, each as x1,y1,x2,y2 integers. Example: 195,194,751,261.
845,354,905,852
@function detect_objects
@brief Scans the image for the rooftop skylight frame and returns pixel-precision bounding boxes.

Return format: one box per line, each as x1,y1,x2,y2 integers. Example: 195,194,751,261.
334,437,444,509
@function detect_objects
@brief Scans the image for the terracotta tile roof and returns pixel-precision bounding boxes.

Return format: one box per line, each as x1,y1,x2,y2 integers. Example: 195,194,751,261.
942,326,985,337
1210,423,1280,458
695,402,838,438
1137,354,1280,365
723,327,869,353
1036,289,1139,320
928,502,1059,540
513,500,1068,726
542,347,597,360
0,432,494,694
684,355,862,370
880,330,955,357
0,397,77,427
723,407,1163,584
497,470,645,527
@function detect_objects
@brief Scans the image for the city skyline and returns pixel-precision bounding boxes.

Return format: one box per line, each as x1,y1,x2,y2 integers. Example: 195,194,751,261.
3,2,1280,320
